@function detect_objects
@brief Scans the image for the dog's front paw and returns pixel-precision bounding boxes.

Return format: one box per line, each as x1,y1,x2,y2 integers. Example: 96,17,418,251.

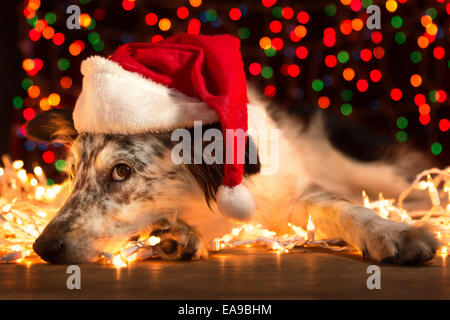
361,222,440,264
150,218,209,261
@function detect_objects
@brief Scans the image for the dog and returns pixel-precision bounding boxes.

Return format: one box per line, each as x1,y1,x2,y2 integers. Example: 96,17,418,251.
26,90,440,264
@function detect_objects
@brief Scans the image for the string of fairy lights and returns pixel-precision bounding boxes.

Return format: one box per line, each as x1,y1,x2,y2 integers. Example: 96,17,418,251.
1,157,449,266
11,0,449,184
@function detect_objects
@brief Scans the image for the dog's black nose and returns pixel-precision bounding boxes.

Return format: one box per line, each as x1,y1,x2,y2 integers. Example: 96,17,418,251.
33,237,64,263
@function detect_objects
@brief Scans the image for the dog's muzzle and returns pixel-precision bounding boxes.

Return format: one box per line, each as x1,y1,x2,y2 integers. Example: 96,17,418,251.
33,236,65,264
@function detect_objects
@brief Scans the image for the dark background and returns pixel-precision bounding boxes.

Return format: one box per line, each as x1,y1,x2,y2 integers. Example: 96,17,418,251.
1,0,448,184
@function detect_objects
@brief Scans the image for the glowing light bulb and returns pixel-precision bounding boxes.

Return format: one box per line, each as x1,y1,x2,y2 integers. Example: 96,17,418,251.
17,169,27,182
147,236,161,246
12,160,24,170
112,255,127,268
307,215,315,242
37,211,47,218
427,175,440,207
35,186,45,199
34,166,43,176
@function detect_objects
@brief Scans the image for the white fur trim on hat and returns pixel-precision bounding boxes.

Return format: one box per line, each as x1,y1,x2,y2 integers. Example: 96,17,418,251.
73,56,219,134
216,184,255,222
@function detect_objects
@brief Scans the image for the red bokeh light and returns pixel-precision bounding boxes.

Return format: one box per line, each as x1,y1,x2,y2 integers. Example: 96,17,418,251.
371,31,383,44
52,33,65,45
390,88,403,101
436,90,447,103
271,37,283,50
145,13,158,26
323,27,336,47
122,0,135,11
289,30,301,42
177,7,189,19
287,64,300,77
295,46,308,59
151,35,163,43
297,11,309,24
281,7,294,19
356,79,368,92
369,69,382,82
249,62,262,75
360,49,372,62
324,55,337,68
187,18,201,34
350,0,362,11
42,151,55,164
419,114,431,125
93,8,106,20
264,84,276,97
318,96,331,109
262,0,277,7
280,64,289,76
29,29,41,41
23,108,35,121
439,119,450,132
229,8,241,21
340,20,352,35
269,20,282,33
414,94,426,106
433,47,445,60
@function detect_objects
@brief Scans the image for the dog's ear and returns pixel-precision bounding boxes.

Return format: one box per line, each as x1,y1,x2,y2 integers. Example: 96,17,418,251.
26,108,78,143
183,122,261,208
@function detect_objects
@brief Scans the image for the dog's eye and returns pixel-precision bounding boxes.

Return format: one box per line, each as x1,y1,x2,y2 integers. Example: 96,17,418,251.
111,164,132,181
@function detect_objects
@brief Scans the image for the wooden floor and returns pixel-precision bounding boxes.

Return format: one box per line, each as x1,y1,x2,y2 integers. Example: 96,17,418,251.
0,247,449,299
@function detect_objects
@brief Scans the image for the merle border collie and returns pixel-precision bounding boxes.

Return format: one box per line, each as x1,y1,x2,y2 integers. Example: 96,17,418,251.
27,89,439,264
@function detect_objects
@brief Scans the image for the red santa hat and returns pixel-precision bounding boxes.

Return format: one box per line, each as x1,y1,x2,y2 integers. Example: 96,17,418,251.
73,33,255,221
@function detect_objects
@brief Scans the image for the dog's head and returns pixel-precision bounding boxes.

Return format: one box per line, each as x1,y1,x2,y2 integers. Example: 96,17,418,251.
27,109,259,263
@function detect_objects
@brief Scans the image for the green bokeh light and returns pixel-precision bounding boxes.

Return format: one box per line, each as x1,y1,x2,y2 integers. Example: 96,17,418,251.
396,131,408,143
425,8,437,19
21,79,33,91
264,47,276,57
205,9,218,22
55,160,67,172
27,16,38,26
324,4,337,16
361,0,373,8
12,96,23,109
57,58,70,71
238,27,250,40
429,90,437,102
337,51,349,63
341,103,352,116
86,18,96,30
410,51,422,63
45,12,57,24
341,89,353,101
391,16,403,29
394,32,406,44
272,6,282,18
396,116,408,129
312,79,324,92
431,142,442,155
93,40,105,52
261,66,273,79
88,32,100,44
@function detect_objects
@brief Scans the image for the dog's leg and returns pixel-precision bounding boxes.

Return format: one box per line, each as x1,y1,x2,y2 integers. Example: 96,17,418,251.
294,185,440,264
150,217,209,260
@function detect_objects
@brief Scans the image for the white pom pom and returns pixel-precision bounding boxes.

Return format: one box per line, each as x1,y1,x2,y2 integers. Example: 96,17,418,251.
216,184,255,222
